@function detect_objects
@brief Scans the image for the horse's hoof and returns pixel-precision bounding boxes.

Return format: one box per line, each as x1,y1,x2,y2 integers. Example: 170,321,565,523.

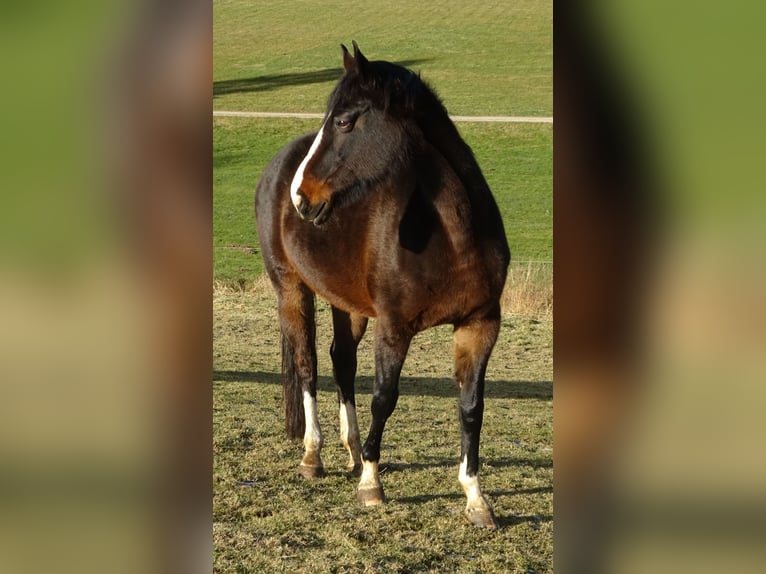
298,465,325,479
464,507,499,529
357,486,385,506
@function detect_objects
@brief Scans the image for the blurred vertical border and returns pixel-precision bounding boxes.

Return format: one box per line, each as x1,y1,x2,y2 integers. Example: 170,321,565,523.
2,0,765,572
555,1,766,573
0,1,211,573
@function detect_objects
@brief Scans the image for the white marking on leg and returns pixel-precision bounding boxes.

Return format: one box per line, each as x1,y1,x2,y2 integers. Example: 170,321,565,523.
358,460,380,490
458,456,481,500
301,391,323,467
459,455,487,511
357,459,385,505
458,455,497,527
339,401,349,441
339,401,362,468
290,119,328,209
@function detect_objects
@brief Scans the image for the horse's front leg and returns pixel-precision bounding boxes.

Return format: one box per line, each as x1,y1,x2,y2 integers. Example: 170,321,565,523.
454,310,501,529
357,319,412,506
330,306,368,475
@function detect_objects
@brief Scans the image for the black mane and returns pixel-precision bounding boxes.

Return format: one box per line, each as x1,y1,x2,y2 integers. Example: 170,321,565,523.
325,54,509,251
328,59,439,117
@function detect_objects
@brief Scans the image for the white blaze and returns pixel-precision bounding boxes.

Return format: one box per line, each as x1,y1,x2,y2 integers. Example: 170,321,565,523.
290,120,328,209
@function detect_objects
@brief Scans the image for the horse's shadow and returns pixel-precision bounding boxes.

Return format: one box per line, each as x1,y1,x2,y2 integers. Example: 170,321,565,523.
395,486,553,504
214,59,432,97
379,458,552,475
213,370,552,400
394,483,553,529
362,458,552,529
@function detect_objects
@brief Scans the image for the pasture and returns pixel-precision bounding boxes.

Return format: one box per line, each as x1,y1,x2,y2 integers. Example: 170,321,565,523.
214,0,552,572
214,282,552,573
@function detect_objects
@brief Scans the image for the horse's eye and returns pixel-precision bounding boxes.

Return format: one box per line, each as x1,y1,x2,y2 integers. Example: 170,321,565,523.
335,117,353,132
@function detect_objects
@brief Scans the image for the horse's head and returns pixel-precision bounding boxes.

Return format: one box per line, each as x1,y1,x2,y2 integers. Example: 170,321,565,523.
290,41,423,225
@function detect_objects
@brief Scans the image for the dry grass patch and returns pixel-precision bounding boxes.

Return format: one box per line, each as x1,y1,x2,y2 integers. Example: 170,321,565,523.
502,261,553,321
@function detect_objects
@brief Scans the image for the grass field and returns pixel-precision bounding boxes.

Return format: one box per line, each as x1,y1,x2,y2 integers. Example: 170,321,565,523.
214,0,551,116
214,281,552,573
214,1,552,572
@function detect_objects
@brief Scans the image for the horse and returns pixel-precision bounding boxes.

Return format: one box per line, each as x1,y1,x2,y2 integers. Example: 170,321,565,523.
255,41,510,529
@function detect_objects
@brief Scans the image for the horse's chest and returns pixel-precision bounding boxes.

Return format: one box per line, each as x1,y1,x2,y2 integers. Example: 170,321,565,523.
284,232,376,316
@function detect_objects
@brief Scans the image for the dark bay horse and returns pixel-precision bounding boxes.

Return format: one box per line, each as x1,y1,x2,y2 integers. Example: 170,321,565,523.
255,42,510,529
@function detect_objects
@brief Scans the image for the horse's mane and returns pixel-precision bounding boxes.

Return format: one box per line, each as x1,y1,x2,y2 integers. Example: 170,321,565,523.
330,62,485,189
352,61,505,238
334,60,506,242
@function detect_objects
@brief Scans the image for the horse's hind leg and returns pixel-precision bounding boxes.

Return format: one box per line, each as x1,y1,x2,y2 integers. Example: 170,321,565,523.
330,307,368,475
276,277,324,479
453,310,501,529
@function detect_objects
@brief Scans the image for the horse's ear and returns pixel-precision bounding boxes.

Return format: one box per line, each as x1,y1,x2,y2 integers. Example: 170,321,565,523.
341,40,368,76
351,40,369,71
341,43,354,72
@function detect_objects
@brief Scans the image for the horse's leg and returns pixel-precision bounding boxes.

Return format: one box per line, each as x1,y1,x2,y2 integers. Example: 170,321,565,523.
330,307,368,475
453,310,501,529
357,319,412,506
276,278,324,479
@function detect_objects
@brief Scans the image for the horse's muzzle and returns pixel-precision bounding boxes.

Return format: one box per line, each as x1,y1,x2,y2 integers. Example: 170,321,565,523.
295,192,330,225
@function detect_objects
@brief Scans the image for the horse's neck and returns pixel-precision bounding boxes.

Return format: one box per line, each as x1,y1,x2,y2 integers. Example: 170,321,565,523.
416,109,508,250
424,118,497,213
419,111,492,201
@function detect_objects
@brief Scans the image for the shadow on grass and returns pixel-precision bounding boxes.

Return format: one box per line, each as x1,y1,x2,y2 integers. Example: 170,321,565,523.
380,458,552,474
214,370,552,400
215,370,282,385
396,487,553,530
499,513,553,529
214,59,432,97
396,486,552,505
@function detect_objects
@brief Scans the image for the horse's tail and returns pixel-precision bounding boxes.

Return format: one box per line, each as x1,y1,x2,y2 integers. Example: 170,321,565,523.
281,333,306,440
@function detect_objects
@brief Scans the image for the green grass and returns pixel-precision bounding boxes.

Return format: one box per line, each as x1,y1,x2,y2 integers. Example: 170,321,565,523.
213,117,316,282
213,118,551,283
214,0,552,117
214,283,552,573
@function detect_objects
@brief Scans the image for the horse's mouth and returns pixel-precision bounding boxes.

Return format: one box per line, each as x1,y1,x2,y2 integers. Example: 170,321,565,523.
312,201,332,226
295,195,332,226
